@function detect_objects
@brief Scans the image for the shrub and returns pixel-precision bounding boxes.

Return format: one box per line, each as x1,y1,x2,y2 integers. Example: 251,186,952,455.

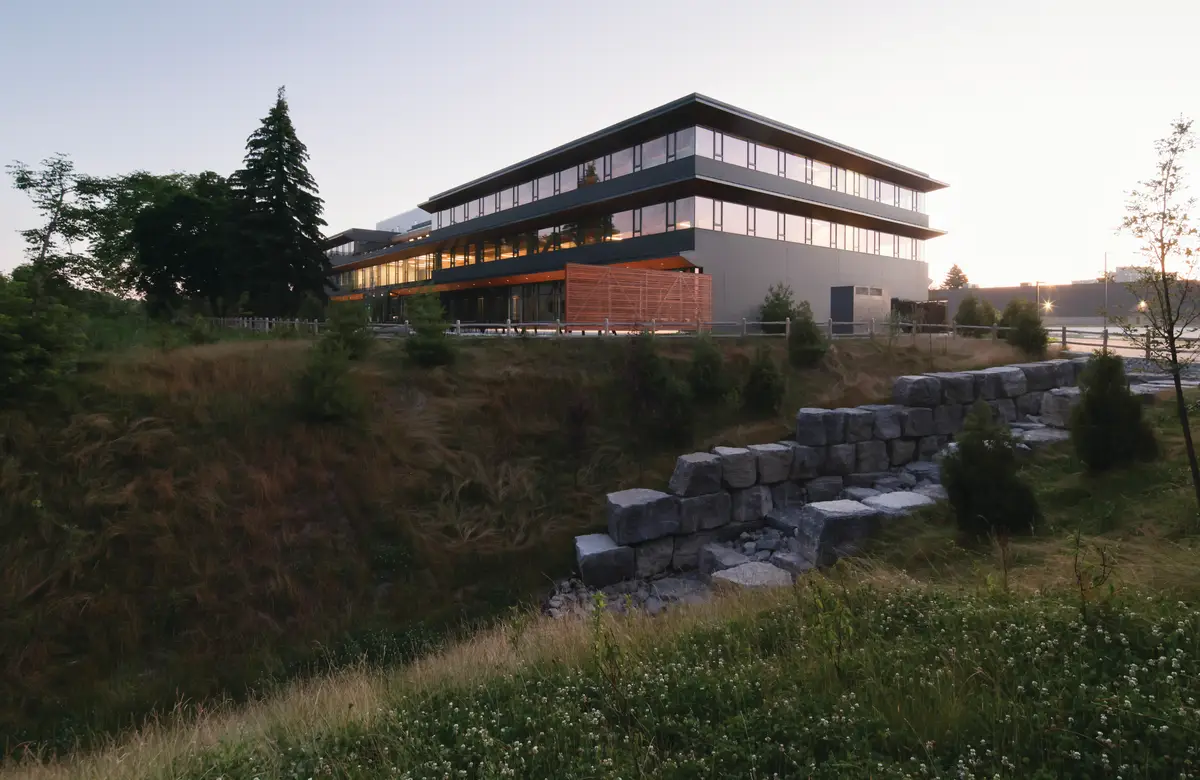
1070,350,1158,471
742,346,785,416
953,294,997,336
999,299,1048,357
185,314,216,345
296,292,326,321
687,335,730,404
404,292,456,368
624,332,693,447
759,282,802,334
325,301,373,360
942,400,1042,538
295,342,363,423
787,300,828,368
0,273,82,407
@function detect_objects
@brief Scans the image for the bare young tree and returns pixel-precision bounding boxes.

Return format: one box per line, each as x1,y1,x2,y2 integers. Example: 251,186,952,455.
5,153,91,291
1116,118,1200,514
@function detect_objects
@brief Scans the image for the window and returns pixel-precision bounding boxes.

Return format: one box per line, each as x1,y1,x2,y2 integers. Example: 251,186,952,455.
857,174,874,200
878,181,896,206
916,192,926,213
755,208,777,239
675,127,695,158
897,235,914,259
879,231,895,257
812,219,830,247
870,287,883,296
558,226,576,250
723,203,748,235
612,210,633,240
641,203,667,235
696,127,714,158
500,188,513,210
579,160,602,187
754,145,779,176
483,194,496,215
558,167,577,194
832,168,849,194
785,214,805,243
675,197,694,230
517,181,533,205
611,147,634,178
812,160,831,189
832,223,847,249
897,187,913,211
915,239,924,261
784,153,805,182
481,241,497,262
642,137,667,169
537,227,556,253
499,235,514,258
695,196,714,229
536,174,553,201
723,135,748,167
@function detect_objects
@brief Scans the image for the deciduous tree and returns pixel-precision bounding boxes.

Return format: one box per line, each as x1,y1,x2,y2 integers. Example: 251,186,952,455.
5,154,92,293
943,264,969,289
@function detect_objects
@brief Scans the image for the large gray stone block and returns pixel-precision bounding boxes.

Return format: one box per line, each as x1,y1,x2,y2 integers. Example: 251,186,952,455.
1016,392,1044,419
795,408,829,446
575,533,635,588
1044,359,1075,388
843,486,881,501
1014,362,1057,392
845,472,889,488
711,561,792,589
823,443,856,475
981,366,1028,398
634,537,674,578
1041,386,1082,427
699,543,750,575
988,398,1017,424
770,480,807,510
862,491,937,517
678,491,732,534
671,531,719,571
900,406,934,437
793,500,882,567
806,475,844,502
917,436,941,460
889,438,916,466
856,440,889,473
788,443,825,479
933,404,965,436
667,452,723,497
731,485,773,524
768,551,813,578
905,460,941,483
892,375,942,407
823,408,848,445
607,488,680,546
747,443,793,484
1070,356,1091,384
712,446,756,489
840,407,875,442
925,372,976,405
861,404,903,440
966,369,1001,401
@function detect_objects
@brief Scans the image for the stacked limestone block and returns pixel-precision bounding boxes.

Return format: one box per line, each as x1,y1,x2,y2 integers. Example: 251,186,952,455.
575,357,1093,587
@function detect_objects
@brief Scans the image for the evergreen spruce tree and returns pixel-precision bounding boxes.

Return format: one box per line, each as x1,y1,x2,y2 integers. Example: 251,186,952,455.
231,86,330,316
943,264,970,289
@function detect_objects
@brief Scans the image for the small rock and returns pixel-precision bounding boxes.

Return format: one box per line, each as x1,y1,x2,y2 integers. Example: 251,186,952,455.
769,550,814,577
711,562,793,589
753,550,772,562
742,541,757,555
756,537,782,552
904,461,941,483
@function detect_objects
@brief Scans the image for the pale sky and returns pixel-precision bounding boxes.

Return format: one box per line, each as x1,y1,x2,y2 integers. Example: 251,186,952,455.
2,0,1198,288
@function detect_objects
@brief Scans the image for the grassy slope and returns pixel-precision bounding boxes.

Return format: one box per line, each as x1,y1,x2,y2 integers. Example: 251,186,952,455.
0,334,1025,751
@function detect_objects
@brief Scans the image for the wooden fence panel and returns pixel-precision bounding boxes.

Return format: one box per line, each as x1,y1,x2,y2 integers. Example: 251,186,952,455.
564,263,711,325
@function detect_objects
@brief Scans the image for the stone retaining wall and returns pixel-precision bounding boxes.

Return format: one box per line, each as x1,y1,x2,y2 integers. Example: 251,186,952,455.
575,357,1093,588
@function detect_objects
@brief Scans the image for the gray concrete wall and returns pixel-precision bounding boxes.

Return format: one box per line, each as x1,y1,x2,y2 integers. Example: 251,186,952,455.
930,283,1142,322
694,229,930,322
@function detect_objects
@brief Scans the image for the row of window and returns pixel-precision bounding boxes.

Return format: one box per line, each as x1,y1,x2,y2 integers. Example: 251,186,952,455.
693,196,924,261
433,128,697,231
694,127,925,213
338,197,924,293
431,125,927,233
335,253,436,292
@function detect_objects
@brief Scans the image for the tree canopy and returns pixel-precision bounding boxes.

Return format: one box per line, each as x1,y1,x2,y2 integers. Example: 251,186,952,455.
942,264,969,289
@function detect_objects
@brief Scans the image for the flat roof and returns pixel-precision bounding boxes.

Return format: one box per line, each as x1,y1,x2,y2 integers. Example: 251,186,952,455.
420,93,947,212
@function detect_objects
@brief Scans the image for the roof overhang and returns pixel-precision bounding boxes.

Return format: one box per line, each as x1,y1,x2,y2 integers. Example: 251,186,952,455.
419,93,946,212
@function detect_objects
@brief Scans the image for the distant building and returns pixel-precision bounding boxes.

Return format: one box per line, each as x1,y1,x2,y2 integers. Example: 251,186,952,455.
320,93,946,323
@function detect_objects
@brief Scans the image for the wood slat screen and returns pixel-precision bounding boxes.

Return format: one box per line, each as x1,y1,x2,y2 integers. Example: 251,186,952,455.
564,263,712,326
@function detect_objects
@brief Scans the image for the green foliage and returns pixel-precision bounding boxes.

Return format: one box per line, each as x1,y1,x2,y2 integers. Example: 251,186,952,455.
323,300,373,360
787,300,828,368
179,587,1200,780
231,86,330,317
1070,351,1158,471
942,400,1042,538
0,273,82,406
999,299,1048,357
296,292,325,321
742,346,785,415
942,263,969,289
687,335,730,404
4,154,93,290
185,314,216,346
404,292,456,368
759,281,806,334
952,294,997,335
623,333,693,447
294,342,363,423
